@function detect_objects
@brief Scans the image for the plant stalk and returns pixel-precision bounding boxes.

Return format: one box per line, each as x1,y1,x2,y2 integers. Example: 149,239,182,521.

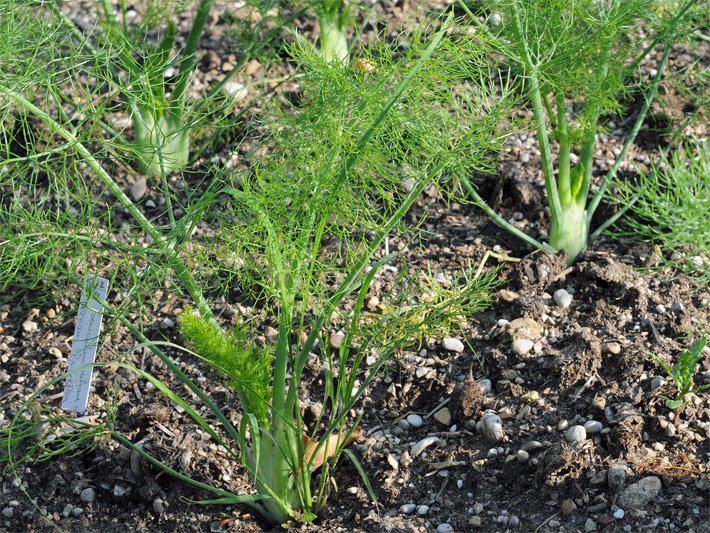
1,89,219,331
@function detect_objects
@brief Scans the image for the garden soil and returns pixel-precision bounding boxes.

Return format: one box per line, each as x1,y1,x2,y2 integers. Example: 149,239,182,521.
1,1,708,532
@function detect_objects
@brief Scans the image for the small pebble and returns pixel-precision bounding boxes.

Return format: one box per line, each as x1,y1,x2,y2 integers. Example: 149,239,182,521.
415,367,432,378
113,485,127,498
416,504,430,515
47,347,63,359
478,379,493,394
553,289,573,308
509,515,520,527
2,507,14,518
437,523,454,533
80,487,95,504
434,407,452,426
411,436,439,457
330,333,345,350
152,499,165,514
613,508,625,519
400,503,416,514
22,320,38,333
656,304,667,314
469,516,482,527
602,342,621,355
560,499,577,516
71,507,83,517
511,339,534,356
584,420,603,434
442,337,465,353
521,440,542,452
406,414,423,428
517,450,529,462
457,479,464,489
566,425,587,443
584,518,597,532
650,376,665,390
398,419,411,430
130,177,147,201
671,302,684,313
481,413,505,443
618,476,662,509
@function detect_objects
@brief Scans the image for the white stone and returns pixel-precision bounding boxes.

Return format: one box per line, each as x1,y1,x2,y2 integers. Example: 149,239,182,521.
511,339,534,356
443,337,465,353
130,177,147,201
406,414,424,428
613,508,625,519
222,81,248,99
400,503,416,514
618,476,662,509
584,420,603,434
478,379,493,394
437,523,454,533
411,436,439,457
433,407,452,426
650,376,665,390
481,413,505,443
553,289,573,309
80,488,95,504
416,505,430,515
566,425,587,443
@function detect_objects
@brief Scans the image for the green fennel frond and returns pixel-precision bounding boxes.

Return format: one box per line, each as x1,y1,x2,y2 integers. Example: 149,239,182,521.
178,307,273,424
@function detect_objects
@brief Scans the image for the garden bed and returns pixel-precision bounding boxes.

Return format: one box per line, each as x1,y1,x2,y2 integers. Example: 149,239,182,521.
1,1,708,532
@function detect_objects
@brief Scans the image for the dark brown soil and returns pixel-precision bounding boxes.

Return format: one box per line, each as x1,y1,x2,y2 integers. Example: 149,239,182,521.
1,2,708,533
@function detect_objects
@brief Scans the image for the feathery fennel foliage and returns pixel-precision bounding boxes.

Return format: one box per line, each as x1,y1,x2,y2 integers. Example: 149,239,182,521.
0,0,244,315
457,0,703,263
1,3,505,526
169,16,509,525
179,307,274,424
611,142,709,286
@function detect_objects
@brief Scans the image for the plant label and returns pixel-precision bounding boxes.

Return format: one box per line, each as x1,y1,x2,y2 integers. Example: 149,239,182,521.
61,275,109,414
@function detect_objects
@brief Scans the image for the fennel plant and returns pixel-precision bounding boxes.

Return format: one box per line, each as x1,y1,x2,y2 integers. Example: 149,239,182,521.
315,0,351,63
457,0,702,264
1,0,270,177
74,0,219,175
2,10,507,526
170,17,507,524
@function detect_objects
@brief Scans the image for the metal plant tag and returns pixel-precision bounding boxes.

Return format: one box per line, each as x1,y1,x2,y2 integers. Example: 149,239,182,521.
61,275,109,414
